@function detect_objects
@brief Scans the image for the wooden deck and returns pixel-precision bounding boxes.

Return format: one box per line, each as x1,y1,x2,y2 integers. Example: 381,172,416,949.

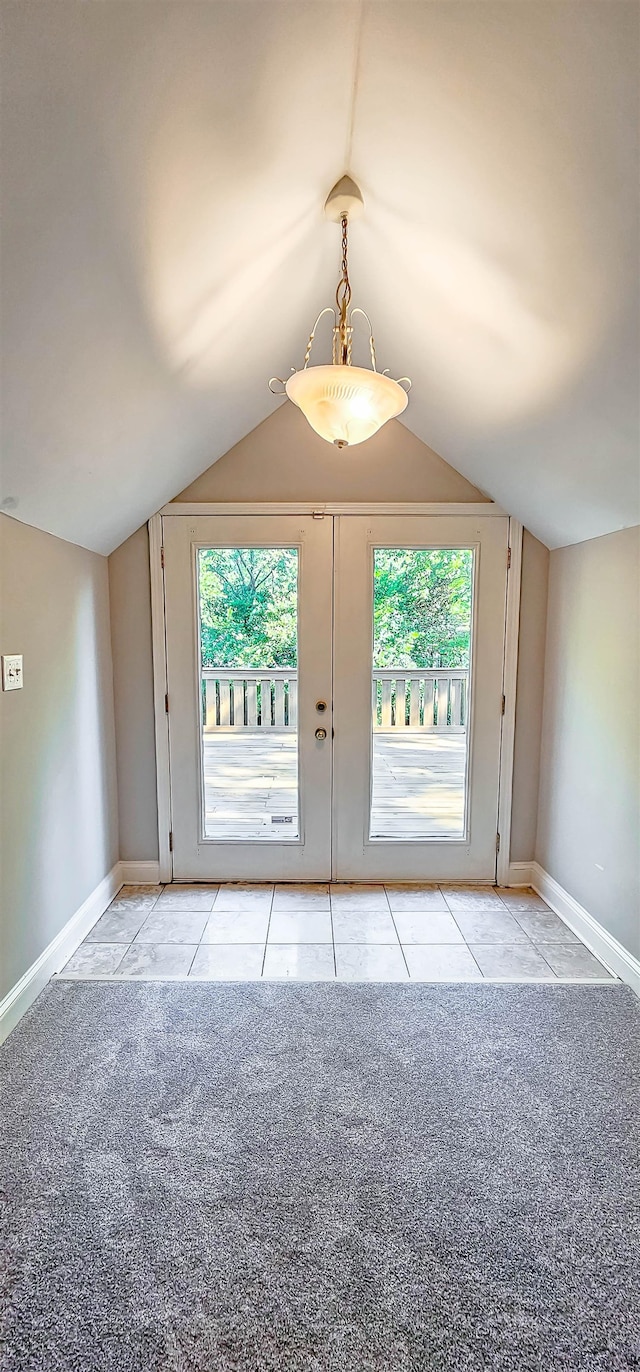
371,729,466,838
203,731,466,840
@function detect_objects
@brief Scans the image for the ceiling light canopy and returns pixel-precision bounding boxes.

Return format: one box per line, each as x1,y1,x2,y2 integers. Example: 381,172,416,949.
270,175,410,448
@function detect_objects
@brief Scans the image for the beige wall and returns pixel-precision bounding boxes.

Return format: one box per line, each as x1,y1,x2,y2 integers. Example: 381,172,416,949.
110,408,546,869
0,514,118,999
536,527,640,958
176,406,486,504
511,531,549,861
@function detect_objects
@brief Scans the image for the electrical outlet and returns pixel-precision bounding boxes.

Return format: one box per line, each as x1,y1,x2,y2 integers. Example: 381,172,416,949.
2,654,23,690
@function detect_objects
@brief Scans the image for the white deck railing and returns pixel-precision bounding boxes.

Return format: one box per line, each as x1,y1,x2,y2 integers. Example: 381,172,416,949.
372,668,468,730
203,669,297,731
203,667,469,732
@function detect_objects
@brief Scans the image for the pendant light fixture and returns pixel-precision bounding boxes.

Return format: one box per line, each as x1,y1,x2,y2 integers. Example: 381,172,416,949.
269,175,411,448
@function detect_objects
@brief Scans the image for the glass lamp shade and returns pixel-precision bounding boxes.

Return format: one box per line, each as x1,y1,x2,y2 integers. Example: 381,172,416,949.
285,364,408,448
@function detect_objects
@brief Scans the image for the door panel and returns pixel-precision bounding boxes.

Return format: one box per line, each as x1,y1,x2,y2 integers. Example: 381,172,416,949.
332,515,508,881
163,515,333,880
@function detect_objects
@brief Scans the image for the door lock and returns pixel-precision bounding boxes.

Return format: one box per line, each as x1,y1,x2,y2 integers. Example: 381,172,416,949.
316,700,327,712
315,727,327,741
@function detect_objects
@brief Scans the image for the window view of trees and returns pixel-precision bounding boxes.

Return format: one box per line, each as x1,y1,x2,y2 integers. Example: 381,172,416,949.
373,549,472,668
198,545,472,670
199,548,298,668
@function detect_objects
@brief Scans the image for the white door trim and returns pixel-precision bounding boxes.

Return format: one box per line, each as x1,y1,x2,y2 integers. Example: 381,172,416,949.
151,505,522,883
149,513,173,883
160,501,506,518
496,519,523,886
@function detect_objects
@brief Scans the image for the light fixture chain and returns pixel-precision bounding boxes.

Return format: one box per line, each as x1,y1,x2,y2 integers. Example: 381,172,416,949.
341,215,351,305
335,214,352,364
336,215,352,312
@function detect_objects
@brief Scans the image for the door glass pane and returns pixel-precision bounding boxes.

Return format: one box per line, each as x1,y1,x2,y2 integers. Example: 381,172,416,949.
198,548,299,841
370,548,474,840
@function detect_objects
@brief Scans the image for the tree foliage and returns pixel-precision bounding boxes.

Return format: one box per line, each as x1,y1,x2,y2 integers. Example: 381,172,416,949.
198,545,472,670
373,549,472,668
199,548,298,667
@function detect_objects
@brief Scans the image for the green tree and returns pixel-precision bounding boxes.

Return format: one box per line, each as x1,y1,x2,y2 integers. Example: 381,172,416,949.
373,548,472,668
198,545,472,670
199,548,298,667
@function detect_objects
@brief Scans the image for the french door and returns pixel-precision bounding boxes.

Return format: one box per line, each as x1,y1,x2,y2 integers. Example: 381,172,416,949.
162,511,508,882
163,514,333,880
333,515,508,880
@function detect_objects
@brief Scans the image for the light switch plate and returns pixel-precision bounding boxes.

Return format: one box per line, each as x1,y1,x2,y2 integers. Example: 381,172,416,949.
2,654,23,690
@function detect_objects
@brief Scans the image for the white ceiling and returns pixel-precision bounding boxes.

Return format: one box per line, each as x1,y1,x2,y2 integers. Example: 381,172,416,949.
1,1,638,553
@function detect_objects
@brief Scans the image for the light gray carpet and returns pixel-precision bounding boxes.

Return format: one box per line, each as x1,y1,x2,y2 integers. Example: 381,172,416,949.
1,981,639,1371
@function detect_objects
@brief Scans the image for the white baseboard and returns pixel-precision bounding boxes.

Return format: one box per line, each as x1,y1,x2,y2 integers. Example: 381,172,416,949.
118,860,161,886
531,862,640,996
502,861,533,887
0,863,123,1046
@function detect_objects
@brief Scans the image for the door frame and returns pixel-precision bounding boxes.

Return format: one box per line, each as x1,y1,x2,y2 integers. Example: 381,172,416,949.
149,503,522,885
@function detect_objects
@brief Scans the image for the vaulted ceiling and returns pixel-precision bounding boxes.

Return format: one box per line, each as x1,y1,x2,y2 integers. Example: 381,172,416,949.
1,1,637,553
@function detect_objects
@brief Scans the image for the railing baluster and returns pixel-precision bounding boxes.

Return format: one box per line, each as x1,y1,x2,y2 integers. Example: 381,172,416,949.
409,678,420,727
274,679,285,727
246,678,258,727
231,679,244,728
205,677,218,729
259,678,272,728
437,676,449,727
451,678,462,727
394,677,406,727
381,679,392,727
218,678,231,728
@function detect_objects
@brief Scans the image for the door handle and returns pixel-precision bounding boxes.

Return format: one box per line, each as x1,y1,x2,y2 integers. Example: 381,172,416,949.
315,728,327,741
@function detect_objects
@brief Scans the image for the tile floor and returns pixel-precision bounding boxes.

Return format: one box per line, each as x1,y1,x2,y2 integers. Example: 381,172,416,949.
59,883,617,983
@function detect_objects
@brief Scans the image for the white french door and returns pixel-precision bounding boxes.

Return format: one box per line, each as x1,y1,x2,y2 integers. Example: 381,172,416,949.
163,514,333,880
332,515,508,881
161,511,508,882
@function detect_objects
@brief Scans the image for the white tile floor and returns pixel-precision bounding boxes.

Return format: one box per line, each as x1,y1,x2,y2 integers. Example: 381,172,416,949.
58,883,618,983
